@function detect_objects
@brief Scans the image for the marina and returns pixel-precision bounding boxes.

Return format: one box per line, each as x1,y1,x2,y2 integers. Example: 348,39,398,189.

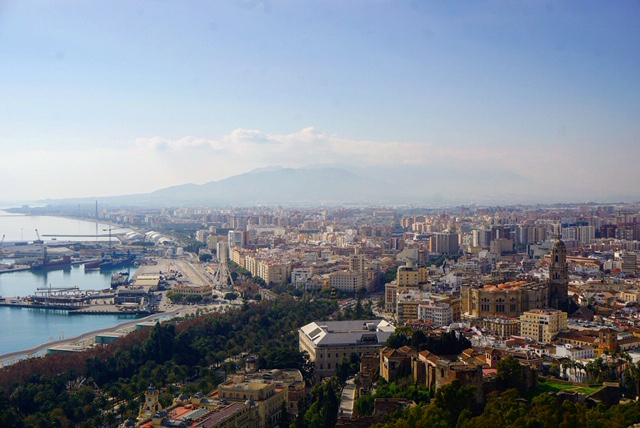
0,209,143,354
0,285,153,316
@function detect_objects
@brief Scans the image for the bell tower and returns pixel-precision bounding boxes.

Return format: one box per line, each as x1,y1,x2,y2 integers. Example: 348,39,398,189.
549,233,569,311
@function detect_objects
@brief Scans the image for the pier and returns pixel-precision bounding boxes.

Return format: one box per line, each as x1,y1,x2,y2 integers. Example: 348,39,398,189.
41,233,127,243
0,285,154,315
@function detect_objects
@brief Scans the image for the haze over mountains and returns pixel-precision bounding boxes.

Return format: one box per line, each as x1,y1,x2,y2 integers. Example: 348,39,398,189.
31,164,637,208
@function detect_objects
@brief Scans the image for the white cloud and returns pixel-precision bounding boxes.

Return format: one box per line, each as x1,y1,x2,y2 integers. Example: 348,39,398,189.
134,127,520,168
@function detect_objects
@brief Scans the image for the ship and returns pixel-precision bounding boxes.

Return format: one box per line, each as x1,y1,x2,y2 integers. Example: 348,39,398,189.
31,255,72,271
99,254,136,271
110,271,130,288
84,260,102,271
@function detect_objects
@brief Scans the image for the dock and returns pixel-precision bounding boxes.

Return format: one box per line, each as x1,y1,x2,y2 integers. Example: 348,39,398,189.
0,285,154,316
0,300,150,315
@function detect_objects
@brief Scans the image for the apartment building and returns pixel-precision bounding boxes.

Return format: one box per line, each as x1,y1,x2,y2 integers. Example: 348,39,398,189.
329,270,362,292
418,301,453,327
519,309,568,344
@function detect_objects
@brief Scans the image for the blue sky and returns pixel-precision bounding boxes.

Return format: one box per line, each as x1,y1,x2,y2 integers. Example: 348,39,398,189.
1,1,639,201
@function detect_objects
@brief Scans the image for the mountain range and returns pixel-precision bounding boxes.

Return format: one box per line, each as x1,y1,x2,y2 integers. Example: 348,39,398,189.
44,167,400,207
37,164,565,207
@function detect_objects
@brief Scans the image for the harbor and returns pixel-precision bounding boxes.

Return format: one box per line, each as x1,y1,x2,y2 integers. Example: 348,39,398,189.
0,307,193,367
0,209,144,355
0,285,154,316
0,210,231,363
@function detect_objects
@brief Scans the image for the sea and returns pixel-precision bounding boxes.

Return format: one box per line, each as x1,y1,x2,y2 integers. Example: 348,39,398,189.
0,209,139,355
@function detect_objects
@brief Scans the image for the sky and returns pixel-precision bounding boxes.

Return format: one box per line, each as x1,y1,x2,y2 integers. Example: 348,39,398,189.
1,1,639,202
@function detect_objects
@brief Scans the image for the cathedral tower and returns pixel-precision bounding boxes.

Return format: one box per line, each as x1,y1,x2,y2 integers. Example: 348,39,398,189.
549,234,569,311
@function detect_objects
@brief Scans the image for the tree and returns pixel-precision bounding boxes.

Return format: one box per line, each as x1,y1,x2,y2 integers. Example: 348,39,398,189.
166,291,183,303
224,292,238,301
304,378,341,428
382,269,397,285
199,253,213,262
278,401,290,428
433,380,475,427
185,295,203,304
497,356,525,392
251,276,266,286
336,353,361,385
411,330,427,348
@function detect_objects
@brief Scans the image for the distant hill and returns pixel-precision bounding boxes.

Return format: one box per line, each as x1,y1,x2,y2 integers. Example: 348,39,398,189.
43,167,397,207
151,167,393,204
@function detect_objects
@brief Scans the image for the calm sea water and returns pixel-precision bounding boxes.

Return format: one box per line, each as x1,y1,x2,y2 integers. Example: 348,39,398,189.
0,208,128,243
0,210,140,355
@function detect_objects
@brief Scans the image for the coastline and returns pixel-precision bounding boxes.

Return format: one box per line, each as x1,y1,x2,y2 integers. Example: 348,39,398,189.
0,307,185,366
0,209,139,244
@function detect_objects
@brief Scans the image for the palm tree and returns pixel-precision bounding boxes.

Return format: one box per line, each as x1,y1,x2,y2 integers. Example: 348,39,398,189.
561,359,572,380
575,361,586,383
585,360,597,383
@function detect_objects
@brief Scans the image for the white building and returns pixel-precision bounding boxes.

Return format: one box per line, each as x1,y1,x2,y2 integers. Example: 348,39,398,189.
417,301,453,327
228,230,245,248
292,267,314,288
555,344,595,361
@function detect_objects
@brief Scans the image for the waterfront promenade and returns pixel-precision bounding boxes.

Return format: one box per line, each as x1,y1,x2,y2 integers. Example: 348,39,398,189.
0,306,188,366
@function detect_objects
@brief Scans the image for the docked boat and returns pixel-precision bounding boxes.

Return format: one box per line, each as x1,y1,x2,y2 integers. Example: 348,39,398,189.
31,255,72,271
111,271,130,288
100,255,136,271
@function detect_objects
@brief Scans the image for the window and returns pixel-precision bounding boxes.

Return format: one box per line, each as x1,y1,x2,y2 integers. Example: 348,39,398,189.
328,363,331,369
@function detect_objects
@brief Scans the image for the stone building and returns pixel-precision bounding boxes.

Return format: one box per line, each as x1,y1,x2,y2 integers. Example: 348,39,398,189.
462,235,569,318
379,346,417,382
548,234,569,311
299,320,395,380
462,280,549,318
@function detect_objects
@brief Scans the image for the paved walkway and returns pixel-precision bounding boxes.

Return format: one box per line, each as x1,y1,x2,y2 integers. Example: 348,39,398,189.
0,307,186,366
339,378,356,418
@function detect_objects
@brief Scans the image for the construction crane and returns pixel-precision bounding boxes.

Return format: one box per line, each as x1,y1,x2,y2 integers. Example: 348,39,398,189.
103,226,113,254
35,229,47,263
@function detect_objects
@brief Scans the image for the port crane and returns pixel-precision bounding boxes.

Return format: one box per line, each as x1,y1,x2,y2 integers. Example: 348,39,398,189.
103,226,113,254
0,234,5,256
35,229,47,264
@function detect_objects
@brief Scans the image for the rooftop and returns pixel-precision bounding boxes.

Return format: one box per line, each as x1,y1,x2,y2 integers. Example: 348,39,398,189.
300,319,394,347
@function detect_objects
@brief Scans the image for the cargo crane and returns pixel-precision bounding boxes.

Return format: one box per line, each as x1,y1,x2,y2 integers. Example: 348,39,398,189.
0,234,5,257
35,229,47,264
103,226,113,254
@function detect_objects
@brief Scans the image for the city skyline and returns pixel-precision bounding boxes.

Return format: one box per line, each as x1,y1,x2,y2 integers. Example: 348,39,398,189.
1,1,639,202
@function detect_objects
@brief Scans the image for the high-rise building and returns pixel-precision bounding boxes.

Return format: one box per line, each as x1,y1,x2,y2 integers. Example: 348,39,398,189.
431,231,459,254
228,230,245,248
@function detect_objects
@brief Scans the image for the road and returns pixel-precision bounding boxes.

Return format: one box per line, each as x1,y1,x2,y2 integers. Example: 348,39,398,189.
175,257,210,287
339,378,356,419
